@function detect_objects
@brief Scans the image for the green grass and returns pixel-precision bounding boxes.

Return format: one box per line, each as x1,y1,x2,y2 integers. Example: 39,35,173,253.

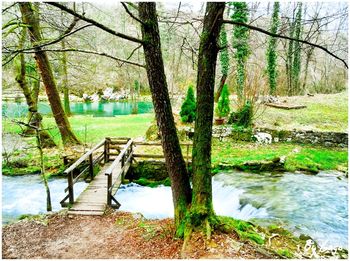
2,113,155,175
250,92,347,132
3,112,347,176
3,113,155,146
212,139,348,172
276,249,293,258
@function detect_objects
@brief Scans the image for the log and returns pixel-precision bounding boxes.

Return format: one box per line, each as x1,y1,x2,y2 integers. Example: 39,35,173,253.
265,103,307,110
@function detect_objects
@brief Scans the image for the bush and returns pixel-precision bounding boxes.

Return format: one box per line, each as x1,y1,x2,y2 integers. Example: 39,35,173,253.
228,100,253,128
180,85,196,123
216,84,230,118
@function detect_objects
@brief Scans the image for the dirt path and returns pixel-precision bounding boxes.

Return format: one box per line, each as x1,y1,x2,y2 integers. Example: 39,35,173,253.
2,211,274,259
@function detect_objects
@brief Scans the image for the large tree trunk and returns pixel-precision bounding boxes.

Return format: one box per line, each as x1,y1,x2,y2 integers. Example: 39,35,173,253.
191,2,225,234
19,3,80,146
15,26,55,148
138,3,192,232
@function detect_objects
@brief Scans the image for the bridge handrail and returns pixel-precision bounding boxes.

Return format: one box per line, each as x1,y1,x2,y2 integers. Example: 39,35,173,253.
105,139,133,176
63,139,105,174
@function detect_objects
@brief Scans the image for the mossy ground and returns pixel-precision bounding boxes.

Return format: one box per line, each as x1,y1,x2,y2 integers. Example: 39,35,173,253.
212,139,348,173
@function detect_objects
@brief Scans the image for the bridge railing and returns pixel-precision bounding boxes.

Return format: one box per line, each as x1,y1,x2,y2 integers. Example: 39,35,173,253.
105,139,133,208
60,138,107,207
60,137,192,208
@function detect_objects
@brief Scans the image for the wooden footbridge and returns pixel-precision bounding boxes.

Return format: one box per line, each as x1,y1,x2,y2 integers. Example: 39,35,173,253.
60,137,191,215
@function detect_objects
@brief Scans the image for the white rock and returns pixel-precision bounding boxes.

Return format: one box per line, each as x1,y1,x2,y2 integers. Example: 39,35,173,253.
254,132,272,144
90,93,99,102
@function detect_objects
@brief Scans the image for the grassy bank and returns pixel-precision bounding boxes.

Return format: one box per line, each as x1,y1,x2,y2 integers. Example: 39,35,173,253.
253,92,348,132
212,139,348,173
2,112,348,176
2,114,154,175
2,113,155,146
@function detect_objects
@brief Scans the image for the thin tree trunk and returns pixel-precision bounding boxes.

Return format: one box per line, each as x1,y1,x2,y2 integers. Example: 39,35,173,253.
302,48,314,92
214,74,227,102
19,2,80,146
61,39,71,116
191,2,225,235
139,3,192,233
35,127,52,212
15,26,55,147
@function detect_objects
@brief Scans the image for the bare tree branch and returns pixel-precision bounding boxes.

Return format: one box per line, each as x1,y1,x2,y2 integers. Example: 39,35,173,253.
223,19,348,68
125,44,142,60
121,2,144,25
2,3,17,14
4,24,93,56
11,48,145,68
46,2,144,45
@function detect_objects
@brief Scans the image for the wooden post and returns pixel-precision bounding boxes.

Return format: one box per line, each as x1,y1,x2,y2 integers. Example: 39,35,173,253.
68,171,74,204
89,153,94,181
104,138,110,163
107,174,112,206
63,156,68,166
121,154,125,168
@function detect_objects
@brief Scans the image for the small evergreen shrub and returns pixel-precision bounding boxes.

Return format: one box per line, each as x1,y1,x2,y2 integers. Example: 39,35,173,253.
180,85,196,123
216,84,230,118
228,100,253,128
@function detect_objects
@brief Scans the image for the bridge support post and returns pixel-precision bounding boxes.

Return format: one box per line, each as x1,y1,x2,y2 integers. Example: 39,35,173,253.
107,174,112,206
104,137,110,164
68,171,74,204
89,154,94,181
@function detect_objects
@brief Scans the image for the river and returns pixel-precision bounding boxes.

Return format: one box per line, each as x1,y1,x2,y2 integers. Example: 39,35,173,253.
2,101,153,118
2,170,347,249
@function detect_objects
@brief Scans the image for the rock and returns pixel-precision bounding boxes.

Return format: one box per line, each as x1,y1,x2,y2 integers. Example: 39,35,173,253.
260,95,280,104
132,212,144,220
280,156,286,163
292,148,300,153
324,141,333,147
82,93,91,102
254,132,272,144
90,93,99,102
299,234,313,241
145,124,160,141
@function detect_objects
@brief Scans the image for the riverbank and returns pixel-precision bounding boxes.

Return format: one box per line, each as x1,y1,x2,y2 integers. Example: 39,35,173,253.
2,137,347,176
3,210,347,259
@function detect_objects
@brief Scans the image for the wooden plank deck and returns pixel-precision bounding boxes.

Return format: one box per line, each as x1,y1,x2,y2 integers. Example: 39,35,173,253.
68,162,122,215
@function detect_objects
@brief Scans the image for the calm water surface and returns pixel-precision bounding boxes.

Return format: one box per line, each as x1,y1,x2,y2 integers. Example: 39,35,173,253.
2,101,153,118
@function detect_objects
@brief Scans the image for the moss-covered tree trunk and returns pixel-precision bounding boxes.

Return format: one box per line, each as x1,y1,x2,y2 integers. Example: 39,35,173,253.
138,3,192,231
15,26,55,147
19,2,80,146
214,25,229,102
266,2,280,96
191,2,225,235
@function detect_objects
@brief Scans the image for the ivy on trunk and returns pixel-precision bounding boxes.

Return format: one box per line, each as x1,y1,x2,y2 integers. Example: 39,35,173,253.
19,2,80,146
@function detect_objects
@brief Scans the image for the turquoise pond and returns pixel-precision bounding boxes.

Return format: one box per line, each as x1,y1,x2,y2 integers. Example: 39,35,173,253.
2,101,154,118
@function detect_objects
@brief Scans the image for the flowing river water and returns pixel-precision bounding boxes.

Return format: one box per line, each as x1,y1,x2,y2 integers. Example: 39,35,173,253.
2,170,348,249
